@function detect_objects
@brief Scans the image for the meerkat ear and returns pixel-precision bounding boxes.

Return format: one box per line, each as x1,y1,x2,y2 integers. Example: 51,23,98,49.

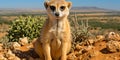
67,2,72,9
44,2,49,9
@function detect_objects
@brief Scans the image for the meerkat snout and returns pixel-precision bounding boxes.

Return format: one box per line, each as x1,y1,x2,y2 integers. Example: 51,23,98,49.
55,12,60,17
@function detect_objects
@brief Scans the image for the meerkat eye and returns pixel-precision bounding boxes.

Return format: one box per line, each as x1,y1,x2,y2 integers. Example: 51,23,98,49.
50,6,56,11
60,6,65,11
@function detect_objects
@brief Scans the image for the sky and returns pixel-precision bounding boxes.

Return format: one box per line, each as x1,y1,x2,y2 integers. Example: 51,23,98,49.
0,0,120,10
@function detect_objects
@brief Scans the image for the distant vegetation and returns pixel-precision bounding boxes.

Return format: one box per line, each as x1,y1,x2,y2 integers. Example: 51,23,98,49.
0,17,12,24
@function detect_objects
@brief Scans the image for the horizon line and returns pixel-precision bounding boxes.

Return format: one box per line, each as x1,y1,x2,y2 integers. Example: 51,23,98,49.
0,6,119,11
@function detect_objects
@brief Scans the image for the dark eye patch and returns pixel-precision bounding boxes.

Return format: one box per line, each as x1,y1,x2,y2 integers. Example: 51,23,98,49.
60,6,65,11
50,6,55,11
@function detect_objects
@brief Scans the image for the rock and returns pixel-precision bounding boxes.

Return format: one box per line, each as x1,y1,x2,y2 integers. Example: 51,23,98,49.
96,35,105,41
0,44,3,52
6,49,15,56
67,52,76,60
87,39,95,45
84,46,94,52
75,44,82,51
5,49,17,60
106,40,120,52
12,42,21,49
0,53,7,60
19,37,28,46
106,32,120,41
79,46,94,55
14,56,21,60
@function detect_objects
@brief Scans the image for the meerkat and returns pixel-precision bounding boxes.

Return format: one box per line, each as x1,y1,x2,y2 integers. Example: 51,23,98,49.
33,0,72,60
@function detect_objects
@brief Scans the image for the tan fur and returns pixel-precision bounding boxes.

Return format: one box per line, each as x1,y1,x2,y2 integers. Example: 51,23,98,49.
33,0,72,60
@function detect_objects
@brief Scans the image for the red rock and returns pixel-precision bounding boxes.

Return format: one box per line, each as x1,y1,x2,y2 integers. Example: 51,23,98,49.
106,40,120,52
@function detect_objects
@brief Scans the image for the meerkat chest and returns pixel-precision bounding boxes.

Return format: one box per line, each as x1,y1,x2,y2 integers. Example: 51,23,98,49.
49,20,65,35
49,20,65,50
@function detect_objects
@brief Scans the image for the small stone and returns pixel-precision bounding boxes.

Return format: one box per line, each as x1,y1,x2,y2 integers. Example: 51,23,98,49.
84,46,94,51
19,37,28,46
96,35,105,41
75,44,82,51
5,49,16,60
0,44,3,51
67,52,76,60
0,53,7,60
12,42,21,49
14,56,21,60
87,39,95,44
106,40,120,52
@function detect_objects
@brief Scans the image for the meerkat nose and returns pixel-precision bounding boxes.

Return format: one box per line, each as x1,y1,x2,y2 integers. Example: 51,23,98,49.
55,12,59,17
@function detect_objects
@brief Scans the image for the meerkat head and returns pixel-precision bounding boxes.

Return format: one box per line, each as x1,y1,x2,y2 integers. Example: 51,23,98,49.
44,0,72,19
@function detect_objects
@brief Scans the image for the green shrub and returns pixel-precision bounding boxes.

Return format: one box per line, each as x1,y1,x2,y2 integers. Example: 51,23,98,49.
0,19,12,24
7,16,45,42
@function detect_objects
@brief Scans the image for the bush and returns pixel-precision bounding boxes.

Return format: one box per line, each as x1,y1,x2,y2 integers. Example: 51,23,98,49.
7,16,45,42
70,12,93,46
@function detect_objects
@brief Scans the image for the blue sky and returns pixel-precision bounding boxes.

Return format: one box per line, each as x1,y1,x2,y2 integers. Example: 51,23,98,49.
0,0,120,10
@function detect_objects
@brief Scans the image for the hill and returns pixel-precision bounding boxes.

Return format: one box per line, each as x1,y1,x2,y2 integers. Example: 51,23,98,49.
71,7,120,12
